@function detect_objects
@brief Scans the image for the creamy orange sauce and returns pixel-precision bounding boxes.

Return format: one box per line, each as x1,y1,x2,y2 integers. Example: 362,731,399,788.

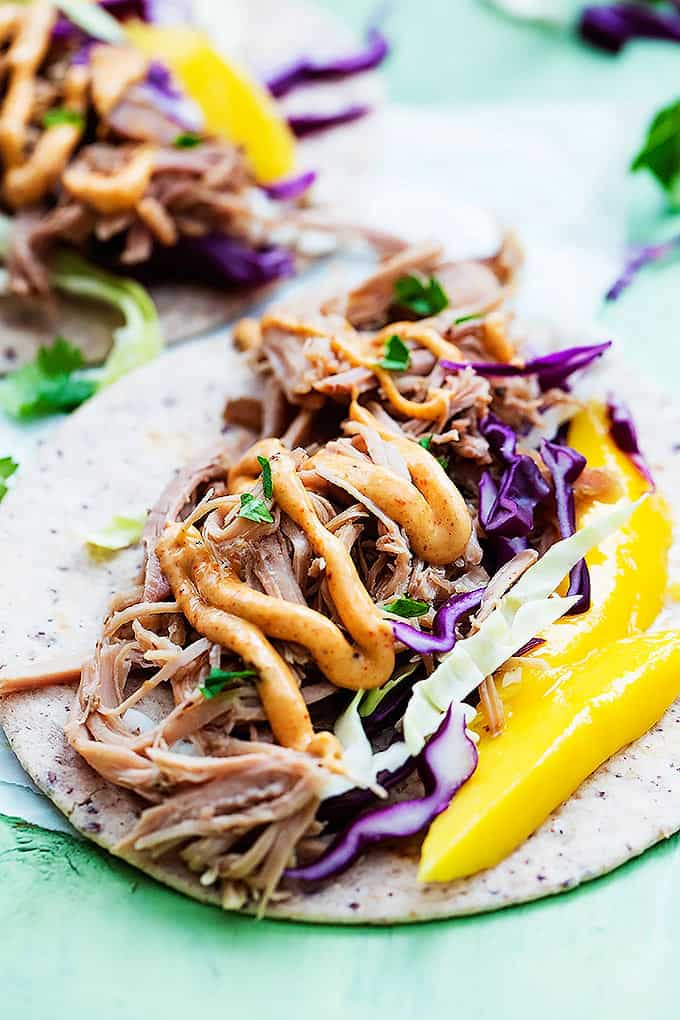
0,2,55,175
63,143,156,215
261,312,464,423
4,64,88,207
89,43,149,118
157,426,473,755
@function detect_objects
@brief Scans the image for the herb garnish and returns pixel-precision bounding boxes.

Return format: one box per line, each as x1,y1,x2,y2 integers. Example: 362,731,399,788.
383,596,430,619
257,455,274,499
200,667,257,699
436,455,449,471
238,492,274,524
453,313,478,325
43,107,85,129
0,456,18,501
0,338,96,419
394,274,449,317
173,131,202,149
631,98,680,204
418,435,433,451
378,334,411,372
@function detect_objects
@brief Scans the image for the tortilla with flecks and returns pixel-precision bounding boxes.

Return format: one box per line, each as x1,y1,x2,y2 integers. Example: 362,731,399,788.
1,321,679,924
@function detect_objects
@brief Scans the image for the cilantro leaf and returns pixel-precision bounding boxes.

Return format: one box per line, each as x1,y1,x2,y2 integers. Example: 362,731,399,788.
200,667,257,699
0,338,96,419
378,334,411,372
418,434,433,451
631,98,680,204
393,274,449,317
173,132,202,148
238,492,274,524
257,454,274,500
436,455,449,471
383,596,430,619
0,455,18,502
43,107,85,129
454,313,479,325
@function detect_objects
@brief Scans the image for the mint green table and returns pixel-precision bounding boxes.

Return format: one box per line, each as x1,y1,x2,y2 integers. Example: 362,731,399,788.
4,4,680,1016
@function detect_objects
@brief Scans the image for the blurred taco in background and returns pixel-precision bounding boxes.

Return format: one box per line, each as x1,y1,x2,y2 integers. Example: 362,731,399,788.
0,0,389,376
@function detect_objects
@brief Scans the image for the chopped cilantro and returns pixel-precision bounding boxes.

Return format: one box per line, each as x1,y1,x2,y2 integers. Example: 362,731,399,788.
378,334,411,372
173,132,202,148
0,455,18,502
238,492,274,524
200,667,257,698
393,273,449,317
454,313,479,325
436,455,449,471
257,455,274,500
0,338,96,419
418,434,433,451
383,596,430,619
631,98,680,204
42,107,85,129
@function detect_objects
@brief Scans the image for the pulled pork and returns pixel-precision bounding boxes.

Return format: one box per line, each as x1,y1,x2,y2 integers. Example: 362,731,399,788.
63,247,616,910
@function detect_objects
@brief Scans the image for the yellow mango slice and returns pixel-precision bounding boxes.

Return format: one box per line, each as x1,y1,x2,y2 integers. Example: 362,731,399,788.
420,632,680,881
125,23,296,182
525,402,670,668
419,401,673,882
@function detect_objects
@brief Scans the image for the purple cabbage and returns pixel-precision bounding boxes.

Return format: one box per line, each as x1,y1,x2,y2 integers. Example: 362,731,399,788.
579,4,680,54
53,0,192,43
607,396,655,487
317,755,416,833
605,236,679,301
287,104,371,138
441,342,611,393
263,170,317,202
285,705,478,883
266,27,389,98
392,588,485,656
137,61,204,131
541,440,591,615
143,234,295,287
479,415,551,539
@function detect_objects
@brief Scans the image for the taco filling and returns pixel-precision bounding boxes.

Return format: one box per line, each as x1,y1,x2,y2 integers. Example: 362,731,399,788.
0,0,379,302
3,237,675,915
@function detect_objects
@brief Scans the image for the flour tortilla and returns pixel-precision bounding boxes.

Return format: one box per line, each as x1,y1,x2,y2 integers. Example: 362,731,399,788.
0,0,384,374
0,324,679,924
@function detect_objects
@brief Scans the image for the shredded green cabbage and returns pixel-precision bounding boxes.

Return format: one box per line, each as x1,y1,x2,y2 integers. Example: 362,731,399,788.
56,0,126,44
403,498,640,754
52,252,163,387
85,510,148,553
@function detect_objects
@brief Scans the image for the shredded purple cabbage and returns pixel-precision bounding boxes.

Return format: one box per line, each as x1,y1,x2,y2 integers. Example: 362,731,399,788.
392,588,485,656
606,236,679,301
540,440,591,615
579,3,680,54
441,342,611,393
607,395,655,487
317,756,416,833
266,27,389,98
143,234,295,287
287,104,371,138
285,705,477,883
263,170,317,202
479,415,551,539
137,61,204,131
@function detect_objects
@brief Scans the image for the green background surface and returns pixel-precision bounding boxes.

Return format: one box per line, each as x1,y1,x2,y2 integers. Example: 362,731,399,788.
4,4,680,1017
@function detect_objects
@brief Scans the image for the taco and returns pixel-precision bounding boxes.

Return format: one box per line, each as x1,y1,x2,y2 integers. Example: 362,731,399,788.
0,0,389,375
1,239,679,924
